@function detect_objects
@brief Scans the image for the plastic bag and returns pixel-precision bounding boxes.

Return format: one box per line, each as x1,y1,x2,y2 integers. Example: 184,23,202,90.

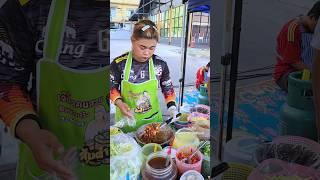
114,114,136,128
254,137,320,170
28,147,79,180
190,105,210,115
188,114,210,140
110,133,143,180
248,159,320,180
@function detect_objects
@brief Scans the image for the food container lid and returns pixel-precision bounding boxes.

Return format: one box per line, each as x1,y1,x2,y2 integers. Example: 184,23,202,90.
180,170,204,180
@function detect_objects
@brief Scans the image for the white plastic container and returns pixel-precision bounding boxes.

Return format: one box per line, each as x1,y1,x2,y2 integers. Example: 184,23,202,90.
224,136,261,166
180,170,204,180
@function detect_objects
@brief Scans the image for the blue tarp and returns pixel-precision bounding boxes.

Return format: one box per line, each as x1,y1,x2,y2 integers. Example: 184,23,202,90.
179,81,286,140
187,0,210,13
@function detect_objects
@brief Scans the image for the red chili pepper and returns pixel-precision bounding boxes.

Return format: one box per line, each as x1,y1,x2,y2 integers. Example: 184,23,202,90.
176,152,200,164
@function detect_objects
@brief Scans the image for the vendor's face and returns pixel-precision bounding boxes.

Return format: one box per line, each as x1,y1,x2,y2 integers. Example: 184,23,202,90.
132,38,157,62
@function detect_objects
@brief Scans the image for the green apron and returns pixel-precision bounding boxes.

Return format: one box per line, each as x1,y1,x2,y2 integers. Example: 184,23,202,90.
17,0,109,179
115,52,162,132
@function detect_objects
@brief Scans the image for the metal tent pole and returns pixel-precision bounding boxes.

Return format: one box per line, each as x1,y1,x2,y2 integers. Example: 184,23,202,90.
210,0,234,178
178,2,189,110
216,0,234,161
226,0,244,142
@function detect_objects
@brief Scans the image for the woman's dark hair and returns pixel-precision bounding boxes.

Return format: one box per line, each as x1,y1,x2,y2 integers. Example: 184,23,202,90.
308,1,320,20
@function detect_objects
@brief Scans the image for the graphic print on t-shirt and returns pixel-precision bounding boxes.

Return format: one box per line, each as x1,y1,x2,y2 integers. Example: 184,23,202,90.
36,23,85,58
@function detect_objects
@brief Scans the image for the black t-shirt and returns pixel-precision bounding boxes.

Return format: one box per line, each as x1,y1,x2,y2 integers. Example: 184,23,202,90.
0,0,108,101
23,0,108,69
110,52,176,108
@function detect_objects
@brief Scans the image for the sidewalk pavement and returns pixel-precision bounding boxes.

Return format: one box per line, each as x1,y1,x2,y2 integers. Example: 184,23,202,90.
170,47,210,59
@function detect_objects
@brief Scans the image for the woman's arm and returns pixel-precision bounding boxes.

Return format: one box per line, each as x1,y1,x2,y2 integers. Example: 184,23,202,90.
0,0,38,137
159,61,176,108
110,59,122,103
110,57,133,118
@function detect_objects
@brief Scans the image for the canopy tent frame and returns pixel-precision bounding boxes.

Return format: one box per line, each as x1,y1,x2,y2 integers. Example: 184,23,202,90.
178,0,210,108
226,0,243,142
214,0,244,163
129,0,167,21
129,0,245,176
182,0,245,176
180,0,232,178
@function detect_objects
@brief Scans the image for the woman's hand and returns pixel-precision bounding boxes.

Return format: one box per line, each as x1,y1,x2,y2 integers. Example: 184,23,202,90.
16,119,75,180
115,99,134,118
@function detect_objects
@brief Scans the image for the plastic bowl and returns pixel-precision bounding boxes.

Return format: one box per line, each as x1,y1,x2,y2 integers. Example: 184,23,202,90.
174,121,192,130
254,136,320,170
135,122,174,147
172,128,200,149
175,146,203,174
178,113,190,122
142,143,163,158
188,112,209,122
180,170,204,180
190,104,210,115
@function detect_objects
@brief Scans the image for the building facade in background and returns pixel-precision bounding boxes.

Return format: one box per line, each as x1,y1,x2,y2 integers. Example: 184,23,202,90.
130,0,210,48
110,0,139,30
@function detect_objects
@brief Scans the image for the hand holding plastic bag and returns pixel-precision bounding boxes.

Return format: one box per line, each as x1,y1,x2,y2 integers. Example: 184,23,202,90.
114,110,136,128
126,114,136,127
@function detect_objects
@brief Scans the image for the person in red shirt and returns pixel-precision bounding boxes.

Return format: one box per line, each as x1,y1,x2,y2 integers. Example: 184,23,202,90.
273,1,320,92
196,62,210,90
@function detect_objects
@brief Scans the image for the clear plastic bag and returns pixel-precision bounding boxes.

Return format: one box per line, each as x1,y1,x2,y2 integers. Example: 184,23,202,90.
27,147,80,180
248,159,320,180
190,105,210,115
187,113,210,140
126,115,136,127
110,133,143,180
254,136,320,170
114,113,136,128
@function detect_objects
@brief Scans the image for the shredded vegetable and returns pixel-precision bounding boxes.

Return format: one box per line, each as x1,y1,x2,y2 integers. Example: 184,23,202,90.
110,142,133,156
179,113,189,122
202,144,210,157
110,134,142,180
110,127,122,136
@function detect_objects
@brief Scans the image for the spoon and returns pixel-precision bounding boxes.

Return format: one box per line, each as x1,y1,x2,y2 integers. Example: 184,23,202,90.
160,113,182,128
183,141,208,164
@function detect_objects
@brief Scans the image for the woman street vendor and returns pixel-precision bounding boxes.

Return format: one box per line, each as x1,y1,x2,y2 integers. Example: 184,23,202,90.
110,19,178,132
